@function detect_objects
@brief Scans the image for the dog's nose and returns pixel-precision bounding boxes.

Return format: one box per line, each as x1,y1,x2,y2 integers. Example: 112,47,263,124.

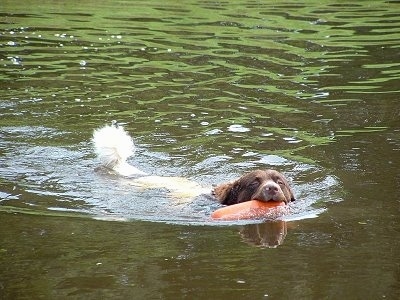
264,182,279,194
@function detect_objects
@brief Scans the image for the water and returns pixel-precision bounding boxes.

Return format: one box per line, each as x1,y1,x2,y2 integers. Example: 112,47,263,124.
1,0,399,298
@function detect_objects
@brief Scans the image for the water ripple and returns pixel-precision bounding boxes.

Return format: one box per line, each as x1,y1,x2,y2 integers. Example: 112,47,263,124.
1,0,398,224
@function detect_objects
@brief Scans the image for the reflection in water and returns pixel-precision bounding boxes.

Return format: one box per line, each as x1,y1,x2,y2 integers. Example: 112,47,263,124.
240,221,287,248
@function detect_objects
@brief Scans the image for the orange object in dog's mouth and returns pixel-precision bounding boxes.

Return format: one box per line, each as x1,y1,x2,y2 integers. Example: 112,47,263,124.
211,200,286,221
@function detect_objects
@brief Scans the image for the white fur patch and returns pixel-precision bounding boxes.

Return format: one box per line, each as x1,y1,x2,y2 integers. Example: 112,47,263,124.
92,124,145,176
130,176,209,202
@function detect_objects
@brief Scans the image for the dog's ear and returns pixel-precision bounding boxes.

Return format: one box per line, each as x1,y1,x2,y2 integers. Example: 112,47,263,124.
284,180,296,202
212,180,240,205
282,177,296,202
289,187,296,202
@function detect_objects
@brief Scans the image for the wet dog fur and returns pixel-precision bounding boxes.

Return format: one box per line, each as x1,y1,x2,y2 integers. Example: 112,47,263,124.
92,122,295,204
212,169,295,205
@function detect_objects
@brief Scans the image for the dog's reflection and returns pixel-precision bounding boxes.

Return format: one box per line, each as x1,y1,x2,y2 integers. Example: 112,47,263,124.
239,220,287,248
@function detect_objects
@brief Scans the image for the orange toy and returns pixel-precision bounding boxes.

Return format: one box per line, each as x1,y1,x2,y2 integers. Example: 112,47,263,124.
211,200,286,221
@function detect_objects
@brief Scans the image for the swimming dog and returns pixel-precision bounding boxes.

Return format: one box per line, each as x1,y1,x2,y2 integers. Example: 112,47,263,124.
92,121,295,204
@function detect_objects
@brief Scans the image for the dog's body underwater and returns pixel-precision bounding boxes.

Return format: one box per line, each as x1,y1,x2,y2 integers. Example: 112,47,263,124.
92,122,208,201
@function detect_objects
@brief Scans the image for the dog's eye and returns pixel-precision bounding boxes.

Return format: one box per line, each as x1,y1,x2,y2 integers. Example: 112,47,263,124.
277,179,284,185
250,181,259,187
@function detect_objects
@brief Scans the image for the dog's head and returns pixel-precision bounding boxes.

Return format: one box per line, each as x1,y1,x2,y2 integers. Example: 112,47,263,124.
212,169,295,205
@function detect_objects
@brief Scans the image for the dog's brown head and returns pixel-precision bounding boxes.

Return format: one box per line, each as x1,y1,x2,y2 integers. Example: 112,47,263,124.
212,169,295,205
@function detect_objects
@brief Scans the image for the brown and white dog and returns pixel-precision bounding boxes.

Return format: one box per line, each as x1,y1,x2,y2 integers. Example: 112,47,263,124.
92,122,295,204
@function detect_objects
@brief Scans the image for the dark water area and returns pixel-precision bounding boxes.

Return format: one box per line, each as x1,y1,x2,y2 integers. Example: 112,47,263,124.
1,0,399,298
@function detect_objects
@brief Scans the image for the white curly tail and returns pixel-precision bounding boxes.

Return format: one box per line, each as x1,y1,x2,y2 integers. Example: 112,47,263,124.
92,121,146,176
